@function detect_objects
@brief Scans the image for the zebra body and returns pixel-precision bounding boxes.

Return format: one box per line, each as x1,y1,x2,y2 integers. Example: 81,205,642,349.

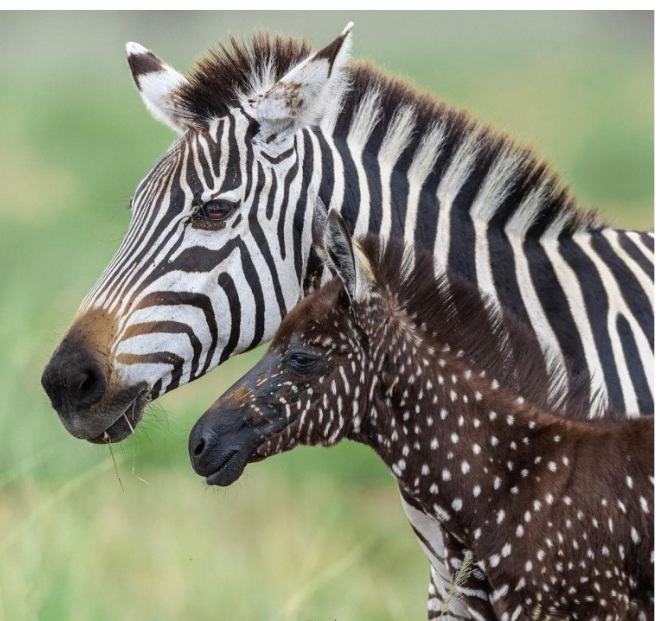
41,26,653,620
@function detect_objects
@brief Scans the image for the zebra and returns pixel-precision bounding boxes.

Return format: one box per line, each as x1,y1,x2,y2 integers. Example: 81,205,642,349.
189,211,653,619
40,25,653,619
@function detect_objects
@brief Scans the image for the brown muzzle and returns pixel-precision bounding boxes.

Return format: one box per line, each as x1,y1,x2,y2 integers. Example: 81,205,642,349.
41,308,116,439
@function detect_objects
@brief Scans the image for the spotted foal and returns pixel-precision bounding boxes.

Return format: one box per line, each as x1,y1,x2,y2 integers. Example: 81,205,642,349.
190,212,653,620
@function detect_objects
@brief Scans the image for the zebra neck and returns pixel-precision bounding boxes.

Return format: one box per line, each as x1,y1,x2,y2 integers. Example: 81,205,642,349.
318,100,602,248
320,120,654,414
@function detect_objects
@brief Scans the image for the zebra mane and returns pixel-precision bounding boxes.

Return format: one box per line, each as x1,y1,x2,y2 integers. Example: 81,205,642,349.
358,234,613,422
176,32,604,238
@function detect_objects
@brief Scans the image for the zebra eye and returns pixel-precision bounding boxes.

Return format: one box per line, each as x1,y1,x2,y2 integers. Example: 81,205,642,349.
192,198,238,228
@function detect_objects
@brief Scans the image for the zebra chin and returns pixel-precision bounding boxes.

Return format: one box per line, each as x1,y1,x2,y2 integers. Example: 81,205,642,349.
41,307,157,443
58,383,151,444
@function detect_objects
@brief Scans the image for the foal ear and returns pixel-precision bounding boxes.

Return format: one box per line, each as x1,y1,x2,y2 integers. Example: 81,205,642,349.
252,22,353,149
126,42,191,134
323,211,373,303
311,197,329,257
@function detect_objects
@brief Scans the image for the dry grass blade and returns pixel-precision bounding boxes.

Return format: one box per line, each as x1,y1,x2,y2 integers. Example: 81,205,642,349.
440,550,474,616
123,412,135,434
105,432,124,493
131,460,152,486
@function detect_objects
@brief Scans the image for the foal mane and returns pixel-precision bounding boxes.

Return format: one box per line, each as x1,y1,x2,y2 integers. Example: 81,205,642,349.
359,234,613,422
176,32,603,239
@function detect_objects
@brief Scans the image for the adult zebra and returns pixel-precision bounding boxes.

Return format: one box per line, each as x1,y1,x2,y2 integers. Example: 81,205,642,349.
41,25,653,619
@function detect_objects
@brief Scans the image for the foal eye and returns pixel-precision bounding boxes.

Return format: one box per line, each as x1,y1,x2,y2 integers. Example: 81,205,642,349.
192,198,239,228
285,350,321,374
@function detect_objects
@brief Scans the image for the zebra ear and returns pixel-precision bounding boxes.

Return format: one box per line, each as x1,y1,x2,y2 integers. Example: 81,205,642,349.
126,42,191,134
252,23,353,150
323,211,373,303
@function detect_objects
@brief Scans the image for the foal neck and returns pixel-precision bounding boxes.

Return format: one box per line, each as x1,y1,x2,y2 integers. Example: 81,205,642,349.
364,316,574,544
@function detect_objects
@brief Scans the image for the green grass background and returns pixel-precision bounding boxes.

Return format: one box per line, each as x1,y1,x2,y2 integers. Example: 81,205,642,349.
0,11,652,620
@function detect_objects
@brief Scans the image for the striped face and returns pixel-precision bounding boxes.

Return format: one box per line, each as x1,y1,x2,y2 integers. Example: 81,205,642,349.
41,27,353,442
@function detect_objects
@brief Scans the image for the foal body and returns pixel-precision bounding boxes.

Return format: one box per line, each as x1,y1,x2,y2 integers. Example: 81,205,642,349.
190,214,653,620
365,339,653,619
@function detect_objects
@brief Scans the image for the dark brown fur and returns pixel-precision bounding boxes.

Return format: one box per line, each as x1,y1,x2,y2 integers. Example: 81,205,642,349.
194,231,653,619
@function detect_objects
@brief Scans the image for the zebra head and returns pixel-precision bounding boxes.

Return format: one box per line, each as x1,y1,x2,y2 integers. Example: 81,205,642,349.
41,25,353,443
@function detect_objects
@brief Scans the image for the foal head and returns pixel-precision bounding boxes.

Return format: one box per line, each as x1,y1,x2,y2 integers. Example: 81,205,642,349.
189,211,387,485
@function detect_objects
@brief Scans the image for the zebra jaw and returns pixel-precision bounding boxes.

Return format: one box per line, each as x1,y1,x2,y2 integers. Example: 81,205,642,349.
87,388,150,444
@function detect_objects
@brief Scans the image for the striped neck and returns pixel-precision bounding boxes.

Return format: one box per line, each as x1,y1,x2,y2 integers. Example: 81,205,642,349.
317,61,602,244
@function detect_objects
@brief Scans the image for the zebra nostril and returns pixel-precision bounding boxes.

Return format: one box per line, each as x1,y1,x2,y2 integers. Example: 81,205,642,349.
42,343,107,413
77,369,95,396
72,364,106,409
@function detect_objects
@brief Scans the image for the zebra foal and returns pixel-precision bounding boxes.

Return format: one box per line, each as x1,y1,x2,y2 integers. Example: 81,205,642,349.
190,212,654,620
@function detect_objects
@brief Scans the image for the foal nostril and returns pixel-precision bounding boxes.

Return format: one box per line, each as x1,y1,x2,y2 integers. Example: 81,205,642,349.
193,436,206,457
189,424,219,474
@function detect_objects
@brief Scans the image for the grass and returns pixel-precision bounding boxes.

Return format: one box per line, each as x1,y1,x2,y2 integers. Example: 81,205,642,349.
0,11,652,620
0,466,427,621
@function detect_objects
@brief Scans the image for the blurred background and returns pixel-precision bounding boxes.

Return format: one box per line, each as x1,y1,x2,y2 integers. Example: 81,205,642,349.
0,11,652,621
